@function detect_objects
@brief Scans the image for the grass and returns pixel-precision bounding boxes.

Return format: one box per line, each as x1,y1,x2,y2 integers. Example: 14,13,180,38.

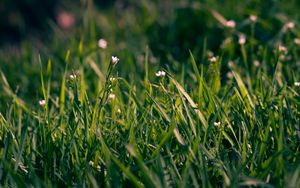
0,0,300,187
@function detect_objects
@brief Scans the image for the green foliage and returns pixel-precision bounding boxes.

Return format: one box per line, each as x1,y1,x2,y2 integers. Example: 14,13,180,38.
0,0,300,187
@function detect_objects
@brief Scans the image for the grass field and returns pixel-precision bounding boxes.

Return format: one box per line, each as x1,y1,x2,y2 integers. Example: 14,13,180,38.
0,0,300,187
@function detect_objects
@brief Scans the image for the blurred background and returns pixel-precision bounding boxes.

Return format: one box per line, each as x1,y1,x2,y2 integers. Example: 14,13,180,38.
0,0,299,104
0,0,115,45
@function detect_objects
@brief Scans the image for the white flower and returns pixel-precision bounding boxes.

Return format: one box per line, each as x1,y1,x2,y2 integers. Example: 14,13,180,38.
278,45,287,54
214,121,221,127
69,74,77,80
238,34,246,45
111,56,119,65
228,61,234,68
295,82,300,87
249,15,257,23
117,108,121,113
253,60,260,67
294,38,300,45
209,56,217,63
155,70,166,77
89,161,94,166
286,22,295,29
226,20,236,28
109,77,116,82
98,38,107,49
96,165,101,172
39,99,46,107
108,93,115,100
247,143,252,149
226,72,233,79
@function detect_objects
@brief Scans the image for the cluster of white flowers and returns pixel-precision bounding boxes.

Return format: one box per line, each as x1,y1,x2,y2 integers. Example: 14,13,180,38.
295,82,300,87
98,38,107,49
155,70,166,77
111,56,119,65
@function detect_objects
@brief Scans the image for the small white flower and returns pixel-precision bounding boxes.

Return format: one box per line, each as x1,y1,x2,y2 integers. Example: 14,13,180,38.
238,34,246,45
295,82,300,87
89,161,94,166
249,15,257,23
117,108,121,113
111,56,119,65
247,143,252,149
109,77,116,82
269,127,273,132
96,165,101,172
155,70,166,77
228,61,234,68
278,45,288,54
214,121,221,127
69,74,77,80
286,22,295,29
108,93,115,100
253,60,260,67
226,20,236,28
226,72,233,79
209,56,217,63
294,38,300,45
98,38,107,49
39,99,46,107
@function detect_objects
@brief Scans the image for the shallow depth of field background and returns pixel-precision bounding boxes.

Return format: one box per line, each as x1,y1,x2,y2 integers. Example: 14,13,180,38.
0,0,300,187
1,0,300,103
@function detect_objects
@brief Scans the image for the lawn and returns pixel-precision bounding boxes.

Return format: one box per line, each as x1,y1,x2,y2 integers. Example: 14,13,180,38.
0,0,300,187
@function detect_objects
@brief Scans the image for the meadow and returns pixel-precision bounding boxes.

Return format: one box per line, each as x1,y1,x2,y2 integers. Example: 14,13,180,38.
0,0,300,187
